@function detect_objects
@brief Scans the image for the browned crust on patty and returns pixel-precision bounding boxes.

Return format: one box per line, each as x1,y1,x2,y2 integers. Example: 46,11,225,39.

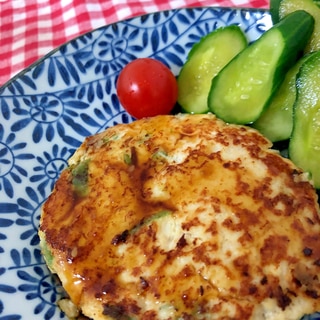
39,114,320,320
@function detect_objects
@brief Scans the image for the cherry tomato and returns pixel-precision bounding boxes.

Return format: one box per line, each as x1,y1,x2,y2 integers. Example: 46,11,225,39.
116,58,178,119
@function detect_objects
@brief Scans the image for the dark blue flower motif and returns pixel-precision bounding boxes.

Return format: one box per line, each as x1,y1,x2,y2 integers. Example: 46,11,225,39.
0,124,35,198
79,25,143,77
103,110,134,130
94,31,128,62
16,187,43,246
0,238,4,255
0,268,16,294
0,268,21,320
0,219,13,254
17,266,66,319
30,144,70,198
11,94,64,143
0,203,18,254
9,92,92,146
9,247,43,269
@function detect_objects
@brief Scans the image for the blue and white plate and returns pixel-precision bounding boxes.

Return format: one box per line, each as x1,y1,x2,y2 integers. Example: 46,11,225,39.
0,6,318,320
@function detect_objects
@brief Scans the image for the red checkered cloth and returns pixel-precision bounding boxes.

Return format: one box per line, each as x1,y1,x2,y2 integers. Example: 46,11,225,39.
0,0,269,87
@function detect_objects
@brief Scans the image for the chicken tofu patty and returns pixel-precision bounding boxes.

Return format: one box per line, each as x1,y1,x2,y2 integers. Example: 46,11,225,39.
39,113,320,320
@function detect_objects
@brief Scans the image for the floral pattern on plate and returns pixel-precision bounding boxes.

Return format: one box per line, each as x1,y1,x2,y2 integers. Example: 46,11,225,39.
1,6,318,320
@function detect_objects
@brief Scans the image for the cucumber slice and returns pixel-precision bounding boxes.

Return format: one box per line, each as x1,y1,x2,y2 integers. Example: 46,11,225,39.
177,25,247,114
208,10,314,125
252,55,308,142
289,51,320,189
270,0,283,22
270,0,320,53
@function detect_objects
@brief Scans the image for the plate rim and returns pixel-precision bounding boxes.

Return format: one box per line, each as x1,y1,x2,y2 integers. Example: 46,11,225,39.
0,6,281,320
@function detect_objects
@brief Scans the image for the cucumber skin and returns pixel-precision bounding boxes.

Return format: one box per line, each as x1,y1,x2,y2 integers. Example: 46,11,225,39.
252,55,308,142
208,10,314,125
271,0,320,23
270,0,282,23
271,0,320,52
289,51,320,189
254,10,313,98
177,25,247,114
